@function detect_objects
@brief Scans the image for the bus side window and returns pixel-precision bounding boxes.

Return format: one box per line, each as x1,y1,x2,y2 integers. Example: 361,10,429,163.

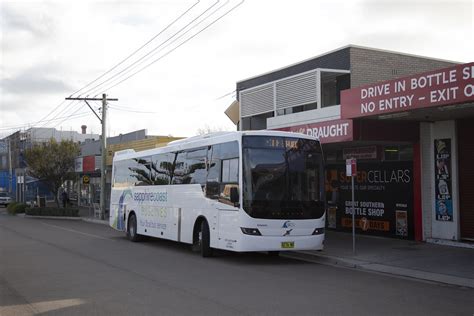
172,152,186,185
151,152,174,185
184,148,207,186
219,158,239,204
206,145,220,199
205,141,239,203
131,157,152,186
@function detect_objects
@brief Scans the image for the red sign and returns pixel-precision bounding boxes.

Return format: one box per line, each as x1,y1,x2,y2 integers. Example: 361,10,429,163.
274,119,353,144
346,158,357,176
82,156,96,172
343,146,377,159
341,62,474,119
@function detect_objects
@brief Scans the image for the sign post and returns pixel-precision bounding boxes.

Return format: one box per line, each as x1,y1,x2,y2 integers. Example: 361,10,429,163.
346,158,357,254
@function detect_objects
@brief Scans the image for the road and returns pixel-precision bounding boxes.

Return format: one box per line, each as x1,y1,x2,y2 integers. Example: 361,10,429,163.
0,210,473,315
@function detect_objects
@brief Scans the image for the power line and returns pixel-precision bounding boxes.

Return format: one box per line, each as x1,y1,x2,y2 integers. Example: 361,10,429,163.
215,89,236,100
85,0,223,98
101,0,244,93
2,1,201,137
0,109,91,131
69,0,201,98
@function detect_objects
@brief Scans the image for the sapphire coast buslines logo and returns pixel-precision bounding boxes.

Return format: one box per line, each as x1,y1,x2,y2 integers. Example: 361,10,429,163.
282,221,295,236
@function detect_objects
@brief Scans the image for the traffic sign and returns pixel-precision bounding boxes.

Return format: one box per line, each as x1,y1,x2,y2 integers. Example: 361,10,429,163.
82,175,90,185
346,158,357,176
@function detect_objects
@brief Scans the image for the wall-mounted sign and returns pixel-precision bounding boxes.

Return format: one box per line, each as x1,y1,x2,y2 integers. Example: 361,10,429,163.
326,161,414,239
434,139,453,221
343,146,377,159
341,62,474,119
75,157,83,173
83,156,96,172
275,119,353,144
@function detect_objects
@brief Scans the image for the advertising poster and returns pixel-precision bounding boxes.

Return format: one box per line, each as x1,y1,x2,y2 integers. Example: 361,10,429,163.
326,161,414,239
434,139,453,221
327,206,337,229
396,210,408,237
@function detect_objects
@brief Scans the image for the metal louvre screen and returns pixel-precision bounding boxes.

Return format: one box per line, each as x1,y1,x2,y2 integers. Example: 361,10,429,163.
276,71,317,109
240,84,274,117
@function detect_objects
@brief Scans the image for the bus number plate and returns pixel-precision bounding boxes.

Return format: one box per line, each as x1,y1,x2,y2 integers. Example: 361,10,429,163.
281,241,294,249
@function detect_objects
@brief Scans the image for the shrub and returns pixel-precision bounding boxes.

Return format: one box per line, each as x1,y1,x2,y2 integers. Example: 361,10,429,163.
6,203,28,215
25,207,79,217
12,203,28,214
7,202,19,215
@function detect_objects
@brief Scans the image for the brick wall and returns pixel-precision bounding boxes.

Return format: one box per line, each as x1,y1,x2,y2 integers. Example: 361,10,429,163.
350,47,457,88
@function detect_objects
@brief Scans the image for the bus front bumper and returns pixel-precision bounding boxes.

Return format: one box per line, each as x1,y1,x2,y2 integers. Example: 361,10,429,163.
235,233,325,252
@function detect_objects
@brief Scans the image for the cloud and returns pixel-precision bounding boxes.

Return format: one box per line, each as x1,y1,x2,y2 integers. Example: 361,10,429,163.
1,72,72,95
0,2,55,38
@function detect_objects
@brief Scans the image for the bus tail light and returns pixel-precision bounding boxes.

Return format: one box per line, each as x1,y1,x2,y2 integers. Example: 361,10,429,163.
312,227,325,235
241,227,262,236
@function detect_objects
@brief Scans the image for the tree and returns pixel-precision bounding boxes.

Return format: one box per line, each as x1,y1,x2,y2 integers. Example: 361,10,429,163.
24,139,80,207
196,124,231,136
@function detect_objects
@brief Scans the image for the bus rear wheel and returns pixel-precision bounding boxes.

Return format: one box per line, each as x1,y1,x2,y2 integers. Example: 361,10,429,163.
198,220,213,257
127,214,142,242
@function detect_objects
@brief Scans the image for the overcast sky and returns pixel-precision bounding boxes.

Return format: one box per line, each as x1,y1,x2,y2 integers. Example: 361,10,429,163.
1,0,473,138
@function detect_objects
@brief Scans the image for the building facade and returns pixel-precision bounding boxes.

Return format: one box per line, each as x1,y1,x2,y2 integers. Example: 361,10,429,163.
232,45,473,242
0,127,99,201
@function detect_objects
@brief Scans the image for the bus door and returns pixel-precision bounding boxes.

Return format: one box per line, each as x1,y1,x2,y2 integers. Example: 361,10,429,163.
216,184,240,243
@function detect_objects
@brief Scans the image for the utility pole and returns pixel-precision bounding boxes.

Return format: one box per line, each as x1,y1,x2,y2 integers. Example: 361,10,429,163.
100,94,108,221
8,138,12,194
65,94,118,220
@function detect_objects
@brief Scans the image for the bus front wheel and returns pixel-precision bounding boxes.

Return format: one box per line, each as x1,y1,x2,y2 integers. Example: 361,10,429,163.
127,214,142,242
198,220,213,257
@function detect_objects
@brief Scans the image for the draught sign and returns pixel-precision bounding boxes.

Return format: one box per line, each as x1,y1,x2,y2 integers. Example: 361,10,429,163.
346,158,357,176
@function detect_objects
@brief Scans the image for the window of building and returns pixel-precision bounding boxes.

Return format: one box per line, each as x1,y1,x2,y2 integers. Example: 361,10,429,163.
320,72,350,108
241,112,273,130
276,102,317,116
383,145,413,161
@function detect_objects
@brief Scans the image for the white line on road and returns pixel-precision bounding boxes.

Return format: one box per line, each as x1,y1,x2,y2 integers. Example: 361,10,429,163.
41,222,116,241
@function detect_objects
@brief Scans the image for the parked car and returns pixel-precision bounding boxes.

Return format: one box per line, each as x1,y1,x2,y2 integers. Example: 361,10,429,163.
0,192,13,207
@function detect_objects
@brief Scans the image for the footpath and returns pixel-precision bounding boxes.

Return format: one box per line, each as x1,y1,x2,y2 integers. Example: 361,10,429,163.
284,230,474,289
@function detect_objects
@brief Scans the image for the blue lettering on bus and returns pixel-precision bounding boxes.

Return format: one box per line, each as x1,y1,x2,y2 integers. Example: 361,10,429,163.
133,192,168,203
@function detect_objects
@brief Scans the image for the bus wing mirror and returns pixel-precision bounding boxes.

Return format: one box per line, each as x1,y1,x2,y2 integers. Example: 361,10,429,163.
230,187,239,204
206,181,219,199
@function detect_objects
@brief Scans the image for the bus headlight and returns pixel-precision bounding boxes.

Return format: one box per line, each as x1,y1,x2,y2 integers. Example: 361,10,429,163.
241,227,262,236
312,227,325,235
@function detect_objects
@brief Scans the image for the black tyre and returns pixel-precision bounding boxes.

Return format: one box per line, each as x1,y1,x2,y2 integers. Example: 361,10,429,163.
127,214,142,242
199,220,213,257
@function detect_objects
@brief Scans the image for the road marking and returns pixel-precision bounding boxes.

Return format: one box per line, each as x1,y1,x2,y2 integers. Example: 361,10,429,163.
41,222,115,241
0,298,85,316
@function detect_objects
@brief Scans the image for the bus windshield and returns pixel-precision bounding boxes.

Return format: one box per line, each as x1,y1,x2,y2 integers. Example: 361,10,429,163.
242,136,325,219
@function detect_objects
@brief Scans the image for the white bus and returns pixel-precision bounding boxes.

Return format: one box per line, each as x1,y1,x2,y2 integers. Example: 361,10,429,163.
109,131,325,257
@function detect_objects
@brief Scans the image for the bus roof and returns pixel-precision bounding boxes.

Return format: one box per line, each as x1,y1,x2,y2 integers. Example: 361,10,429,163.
112,130,318,162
